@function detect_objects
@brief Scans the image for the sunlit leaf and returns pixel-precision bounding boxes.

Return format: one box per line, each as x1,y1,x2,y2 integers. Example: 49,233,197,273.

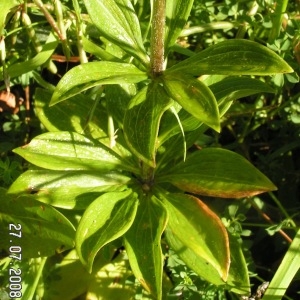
124,194,168,300
87,251,136,300
158,77,275,147
164,216,250,294
0,33,58,81
0,0,18,34
157,147,277,198
82,35,122,62
83,0,149,65
8,170,130,209
226,234,250,294
13,131,136,173
158,191,230,281
162,73,220,132
35,88,134,162
263,229,300,299
209,77,275,103
166,39,293,76
76,190,138,272
50,62,147,105
165,0,194,53
35,88,107,140
105,84,137,127
42,249,93,300
124,83,172,167
0,188,75,258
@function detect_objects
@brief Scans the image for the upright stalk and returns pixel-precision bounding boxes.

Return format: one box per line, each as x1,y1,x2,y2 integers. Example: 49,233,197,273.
268,0,289,43
150,0,165,76
141,0,166,184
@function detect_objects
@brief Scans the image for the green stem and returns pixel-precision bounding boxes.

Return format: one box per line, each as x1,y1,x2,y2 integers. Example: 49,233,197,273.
139,0,166,184
33,0,64,41
268,0,289,43
25,257,47,299
268,192,296,227
150,0,165,76
141,162,155,187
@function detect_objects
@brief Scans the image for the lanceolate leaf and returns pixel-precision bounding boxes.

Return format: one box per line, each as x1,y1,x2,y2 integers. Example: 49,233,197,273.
35,88,108,139
82,35,122,62
50,62,147,105
163,73,220,132
0,33,58,81
105,84,137,127
165,0,194,53
13,131,136,173
83,0,149,65
42,249,94,300
263,228,300,299
124,194,168,300
76,190,138,273
158,191,230,281
35,88,134,162
0,188,75,258
8,170,130,209
164,218,250,294
166,39,293,76
124,83,172,167
0,0,18,34
158,77,275,147
226,234,250,294
209,77,275,103
157,148,277,198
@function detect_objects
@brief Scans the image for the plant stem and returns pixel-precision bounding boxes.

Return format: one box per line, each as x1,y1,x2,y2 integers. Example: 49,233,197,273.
139,0,166,184
268,0,289,43
247,198,292,243
141,162,155,189
150,0,165,76
33,0,64,41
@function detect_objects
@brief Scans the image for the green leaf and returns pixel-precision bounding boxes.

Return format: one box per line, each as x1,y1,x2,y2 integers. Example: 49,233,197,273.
50,62,147,105
157,148,277,198
35,88,135,163
157,125,209,175
166,39,293,76
162,73,220,132
35,88,107,139
76,190,138,273
124,194,168,300
83,0,149,65
0,0,18,34
82,35,122,62
86,250,136,300
105,84,137,127
158,191,230,281
13,131,135,172
164,216,250,294
158,77,275,147
0,188,75,258
0,33,58,81
165,0,194,53
17,257,47,300
209,77,275,103
262,228,300,299
43,250,93,300
226,234,250,294
124,83,172,167
8,170,130,209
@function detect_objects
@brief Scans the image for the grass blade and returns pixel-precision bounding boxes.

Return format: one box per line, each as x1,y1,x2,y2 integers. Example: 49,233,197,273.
262,229,300,299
